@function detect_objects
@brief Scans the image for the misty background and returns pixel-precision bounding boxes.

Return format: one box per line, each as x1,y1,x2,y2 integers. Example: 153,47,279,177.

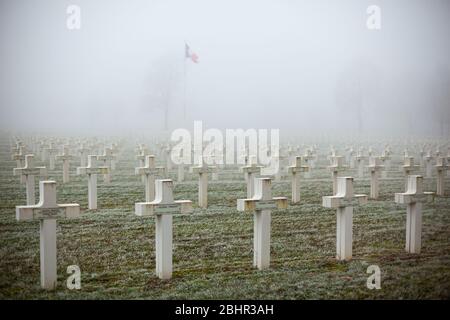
0,0,449,139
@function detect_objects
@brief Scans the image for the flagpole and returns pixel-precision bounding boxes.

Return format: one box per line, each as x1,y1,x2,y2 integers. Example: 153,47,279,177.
183,44,187,121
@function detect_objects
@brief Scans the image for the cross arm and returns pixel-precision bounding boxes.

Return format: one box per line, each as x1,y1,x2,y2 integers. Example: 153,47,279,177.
402,165,420,171
327,166,347,172
97,155,116,161
240,165,263,174
288,166,309,174
394,192,435,205
135,200,193,216
12,154,25,161
16,204,80,221
190,166,218,174
134,166,166,176
55,155,75,161
76,167,109,175
13,167,47,177
322,194,368,208
237,197,288,212
367,165,384,171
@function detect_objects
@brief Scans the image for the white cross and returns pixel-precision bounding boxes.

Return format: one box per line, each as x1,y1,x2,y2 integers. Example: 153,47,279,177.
273,154,287,181
302,148,316,168
328,156,348,195
302,148,316,176
402,157,420,191
135,179,192,279
163,146,173,172
288,156,309,203
355,150,368,178
55,146,74,183
347,147,356,169
435,147,441,158
322,177,368,261
76,155,109,210
135,155,166,202
403,148,410,158
419,146,426,167
367,146,374,162
12,145,26,183
190,156,218,208
367,157,384,199
97,148,116,183
44,143,59,170
237,178,288,270
136,146,149,166
16,180,80,289
395,175,434,254
424,150,434,178
379,149,391,178
135,145,150,183
241,155,263,198
447,147,450,177
14,154,47,205
327,146,338,164
11,141,23,154
435,157,448,196
78,144,91,167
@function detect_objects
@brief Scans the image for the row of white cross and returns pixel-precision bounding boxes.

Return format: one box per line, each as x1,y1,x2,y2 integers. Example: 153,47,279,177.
15,173,435,289
10,142,448,290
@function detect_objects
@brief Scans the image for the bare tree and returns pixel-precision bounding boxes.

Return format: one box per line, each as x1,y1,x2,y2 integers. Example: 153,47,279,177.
433,65,450,137
143,53,182,131
335,58,381,135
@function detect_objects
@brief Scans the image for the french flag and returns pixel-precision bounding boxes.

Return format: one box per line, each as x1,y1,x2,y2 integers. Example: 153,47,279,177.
185,43,199,63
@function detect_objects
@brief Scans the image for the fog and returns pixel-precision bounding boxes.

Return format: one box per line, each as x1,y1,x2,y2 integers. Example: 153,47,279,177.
1,0,449,139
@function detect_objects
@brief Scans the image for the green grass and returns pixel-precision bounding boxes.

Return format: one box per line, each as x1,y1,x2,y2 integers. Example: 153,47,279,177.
0,140,449,299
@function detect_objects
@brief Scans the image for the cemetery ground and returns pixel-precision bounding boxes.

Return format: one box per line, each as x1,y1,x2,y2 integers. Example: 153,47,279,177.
0,140,449,299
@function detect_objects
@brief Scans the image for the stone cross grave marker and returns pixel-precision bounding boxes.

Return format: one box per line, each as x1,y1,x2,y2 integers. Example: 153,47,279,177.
44,143,59,170
55,146,74,183
237,178,288,269
367,157,384,199
12,145,26,183
302,148,316,177
347,147,356,169
76,155,109,210
78,143,90,167
328,156,348,195
402,157,420,191
190,156,217,208
435,157,448,196
135,179,192,279
419,145,426,167
424,150,434,178
355,149,368,178
380,149,391,178
136,145,150,183
97,148,116,183
241,155,263,198
135,155,166,202
288,156,309,203
395,175,434,254
322,177,368,261
14,154,47,205
16,181,80,289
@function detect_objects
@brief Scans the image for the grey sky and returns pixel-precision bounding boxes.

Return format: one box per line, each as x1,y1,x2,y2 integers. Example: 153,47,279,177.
0,0,449,137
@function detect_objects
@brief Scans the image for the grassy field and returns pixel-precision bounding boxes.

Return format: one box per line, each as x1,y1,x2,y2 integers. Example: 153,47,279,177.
0,138,449,299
